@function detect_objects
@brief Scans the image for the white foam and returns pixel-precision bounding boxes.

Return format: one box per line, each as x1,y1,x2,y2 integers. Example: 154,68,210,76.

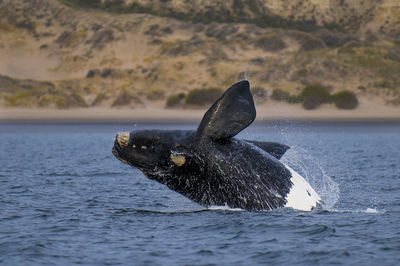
321,208,383,214
284,164,322,211
208,204,244,212
365,208,379,213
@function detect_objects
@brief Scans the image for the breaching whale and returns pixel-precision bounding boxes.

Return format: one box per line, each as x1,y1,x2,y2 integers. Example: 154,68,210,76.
112,80,322,211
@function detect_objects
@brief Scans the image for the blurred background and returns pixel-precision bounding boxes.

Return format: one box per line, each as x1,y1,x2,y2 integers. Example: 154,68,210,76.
0,0,399,119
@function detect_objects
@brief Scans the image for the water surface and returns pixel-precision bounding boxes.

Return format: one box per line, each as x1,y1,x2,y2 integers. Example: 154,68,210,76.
1,122,399,265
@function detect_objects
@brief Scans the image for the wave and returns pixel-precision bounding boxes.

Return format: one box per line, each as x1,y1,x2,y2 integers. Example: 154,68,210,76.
111,208,210,215
311,207,384,214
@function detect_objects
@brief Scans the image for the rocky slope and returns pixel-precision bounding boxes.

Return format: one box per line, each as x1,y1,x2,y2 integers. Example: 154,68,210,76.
0,0,399,108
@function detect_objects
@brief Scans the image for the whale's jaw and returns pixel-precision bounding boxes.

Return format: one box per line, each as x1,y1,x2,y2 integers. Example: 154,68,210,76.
283,164,322,211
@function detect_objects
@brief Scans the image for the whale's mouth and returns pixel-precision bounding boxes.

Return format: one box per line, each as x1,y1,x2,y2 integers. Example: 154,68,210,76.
112,140,130,165
112,131,164,170
112,132,132,165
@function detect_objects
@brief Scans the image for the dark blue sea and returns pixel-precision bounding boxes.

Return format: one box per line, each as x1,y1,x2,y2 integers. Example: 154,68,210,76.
1,121,400,265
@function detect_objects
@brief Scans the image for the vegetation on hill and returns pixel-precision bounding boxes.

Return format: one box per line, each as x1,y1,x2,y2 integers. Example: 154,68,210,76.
271,85,359,110
61,0,400,37
298,84,332,110
0,0,399,109
331,90,359,109
61,0,324,32
185,88,223,106
166,93,185,108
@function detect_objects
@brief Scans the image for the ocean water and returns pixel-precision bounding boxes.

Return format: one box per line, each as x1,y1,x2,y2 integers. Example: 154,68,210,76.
1,122,400,265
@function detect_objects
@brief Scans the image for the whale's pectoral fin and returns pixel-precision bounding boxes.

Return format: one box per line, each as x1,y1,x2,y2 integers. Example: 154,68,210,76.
197,80,256,140
245,140,290,159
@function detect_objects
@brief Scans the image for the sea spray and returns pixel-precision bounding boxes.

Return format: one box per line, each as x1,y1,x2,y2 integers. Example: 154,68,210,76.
281,146,340,209
240,128,338,210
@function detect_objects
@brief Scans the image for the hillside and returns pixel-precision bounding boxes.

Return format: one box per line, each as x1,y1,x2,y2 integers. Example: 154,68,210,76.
64,0,400,38
0,0,399,109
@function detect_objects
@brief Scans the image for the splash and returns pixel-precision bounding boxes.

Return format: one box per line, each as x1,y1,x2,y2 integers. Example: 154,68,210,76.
208,204,244,212
365,208,379,213
319,208,383,214
281,146,340,209
242,71,247,80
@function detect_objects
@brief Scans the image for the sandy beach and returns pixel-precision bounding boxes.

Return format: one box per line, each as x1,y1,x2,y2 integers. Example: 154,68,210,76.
1,99,399,124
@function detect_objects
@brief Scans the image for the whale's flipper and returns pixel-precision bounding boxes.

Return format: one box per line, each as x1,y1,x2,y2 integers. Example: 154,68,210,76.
197,80,256,140
245,140,290,160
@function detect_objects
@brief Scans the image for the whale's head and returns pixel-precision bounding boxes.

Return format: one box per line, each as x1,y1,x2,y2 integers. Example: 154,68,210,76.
112,129,193,174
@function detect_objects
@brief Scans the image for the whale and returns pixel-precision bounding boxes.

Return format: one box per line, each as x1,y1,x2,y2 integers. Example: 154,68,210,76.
112,80,322,211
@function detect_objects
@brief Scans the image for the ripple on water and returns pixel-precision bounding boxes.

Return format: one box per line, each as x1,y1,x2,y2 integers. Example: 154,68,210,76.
1,124,400,265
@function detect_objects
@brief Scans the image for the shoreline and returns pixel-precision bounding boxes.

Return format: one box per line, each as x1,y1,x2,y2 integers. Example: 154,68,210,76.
1,104,400,124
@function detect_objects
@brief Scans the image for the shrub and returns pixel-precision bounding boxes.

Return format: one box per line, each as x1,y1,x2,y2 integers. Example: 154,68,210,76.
302,95,327,110
86,69,101,78
112,91,143,107
296,68,308,76
271,88,290,101
271,88,301,103
55,97,71,109
55,94,88,109
185,88,223,106
286,95,301,104
64,0,101,8
101,68,114,78
298,84,331,109
37,95,52,107
331,90,358,109
298,84,331,101
166,93,186,108
3,89,45,107
288,31,326,51
142,88,165,101
253,34,286,52
357,85,367,92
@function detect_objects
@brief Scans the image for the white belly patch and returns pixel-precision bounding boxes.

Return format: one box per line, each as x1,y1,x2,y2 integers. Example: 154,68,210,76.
283,164,322,211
